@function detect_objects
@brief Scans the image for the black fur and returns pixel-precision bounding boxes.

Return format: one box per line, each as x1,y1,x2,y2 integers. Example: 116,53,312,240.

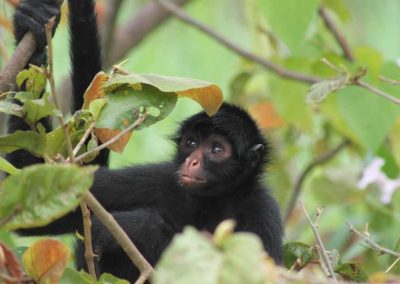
9,0,283,282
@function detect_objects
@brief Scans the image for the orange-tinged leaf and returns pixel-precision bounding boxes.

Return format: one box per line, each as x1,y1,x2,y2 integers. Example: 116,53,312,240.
94,128,132,153
23,239,70,284
177,84,223,116
83,71,109,109
0,243,24,284
104,73,224,116
249,103,284,129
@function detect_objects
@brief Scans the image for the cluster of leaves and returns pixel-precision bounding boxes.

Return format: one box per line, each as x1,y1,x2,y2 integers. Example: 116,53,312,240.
0,65,223,282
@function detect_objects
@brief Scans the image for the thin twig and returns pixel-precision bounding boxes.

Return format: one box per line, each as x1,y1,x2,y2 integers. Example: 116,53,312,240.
154,0,323,84
74,112,148,163
284,139,350,223
319,6,354,62
0,32,36,94
72,122,95,157
80,202,97,278
84,192,154,283
355,80,400,105
385,257,400,273
45,18,75,162
347,223,400,258
379,75,400,86
300,202,337,281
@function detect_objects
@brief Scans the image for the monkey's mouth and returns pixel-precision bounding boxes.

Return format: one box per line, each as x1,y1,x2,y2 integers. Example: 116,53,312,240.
180,175,206,185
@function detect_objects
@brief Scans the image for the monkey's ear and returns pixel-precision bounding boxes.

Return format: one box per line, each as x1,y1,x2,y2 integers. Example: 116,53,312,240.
249,144,264,165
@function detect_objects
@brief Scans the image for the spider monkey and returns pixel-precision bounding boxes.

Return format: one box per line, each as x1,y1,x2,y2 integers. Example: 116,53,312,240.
8,0,283,281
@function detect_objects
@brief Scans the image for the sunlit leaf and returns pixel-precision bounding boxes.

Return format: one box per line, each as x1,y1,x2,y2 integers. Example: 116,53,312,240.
16,67,47,94
0,130,46,155
98,273,130,284
0,164,97,230
23,239,70,284
0,157,20,175
59,268,94,284
219,233,266,284
154,227,222,284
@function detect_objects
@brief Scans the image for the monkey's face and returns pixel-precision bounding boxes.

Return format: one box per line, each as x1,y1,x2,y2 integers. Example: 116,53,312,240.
177,134,235,195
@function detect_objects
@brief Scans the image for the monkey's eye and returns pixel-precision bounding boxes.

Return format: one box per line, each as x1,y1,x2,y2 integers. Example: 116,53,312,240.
186,138,197,148
211,144,224,155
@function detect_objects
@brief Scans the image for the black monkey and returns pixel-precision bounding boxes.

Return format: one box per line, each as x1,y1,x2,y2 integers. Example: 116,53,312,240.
9,0,283,282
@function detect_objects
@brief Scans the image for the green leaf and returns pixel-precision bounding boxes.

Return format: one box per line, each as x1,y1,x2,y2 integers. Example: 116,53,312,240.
0,164,97,230
0,101,24,117
0,130,46,155
337,84,397,151
60,268,94,284
0,157,20,175
306,76,348,104
258,0,320,52
16,92,59,125
44,111,93,159
283,242,317,269
219,233,266,284
16,67,47,94
335,262,368,282
98,273,129,284
154,227,222,284
96,85,177,130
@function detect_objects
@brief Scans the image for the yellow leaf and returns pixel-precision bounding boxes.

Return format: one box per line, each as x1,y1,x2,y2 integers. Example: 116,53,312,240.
23,239,70,284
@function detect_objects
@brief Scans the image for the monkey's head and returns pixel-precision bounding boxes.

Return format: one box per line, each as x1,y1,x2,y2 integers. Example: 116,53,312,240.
174,103,269,196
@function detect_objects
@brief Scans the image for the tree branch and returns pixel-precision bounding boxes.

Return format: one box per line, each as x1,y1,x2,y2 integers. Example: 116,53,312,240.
319,6,354,62
79,202,97,278
154,0,323,84
84,192,154,284
74,112,148,163
347,223,400,258
284,139,350,223
300,203,337,281
0,32,36,94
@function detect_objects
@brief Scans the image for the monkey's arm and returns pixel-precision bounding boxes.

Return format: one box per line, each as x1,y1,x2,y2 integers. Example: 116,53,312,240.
7,0,61,169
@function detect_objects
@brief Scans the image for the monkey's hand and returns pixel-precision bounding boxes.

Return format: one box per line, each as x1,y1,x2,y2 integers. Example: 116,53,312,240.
14,0,62,66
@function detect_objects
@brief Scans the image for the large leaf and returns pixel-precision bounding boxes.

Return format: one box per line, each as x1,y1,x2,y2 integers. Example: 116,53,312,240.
103,73,223,116
154,227,223,284
219,233,266,284
0,164,97,230
83,72,223,153
258,0,320,52
337,85,397,151
0,130,46,155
